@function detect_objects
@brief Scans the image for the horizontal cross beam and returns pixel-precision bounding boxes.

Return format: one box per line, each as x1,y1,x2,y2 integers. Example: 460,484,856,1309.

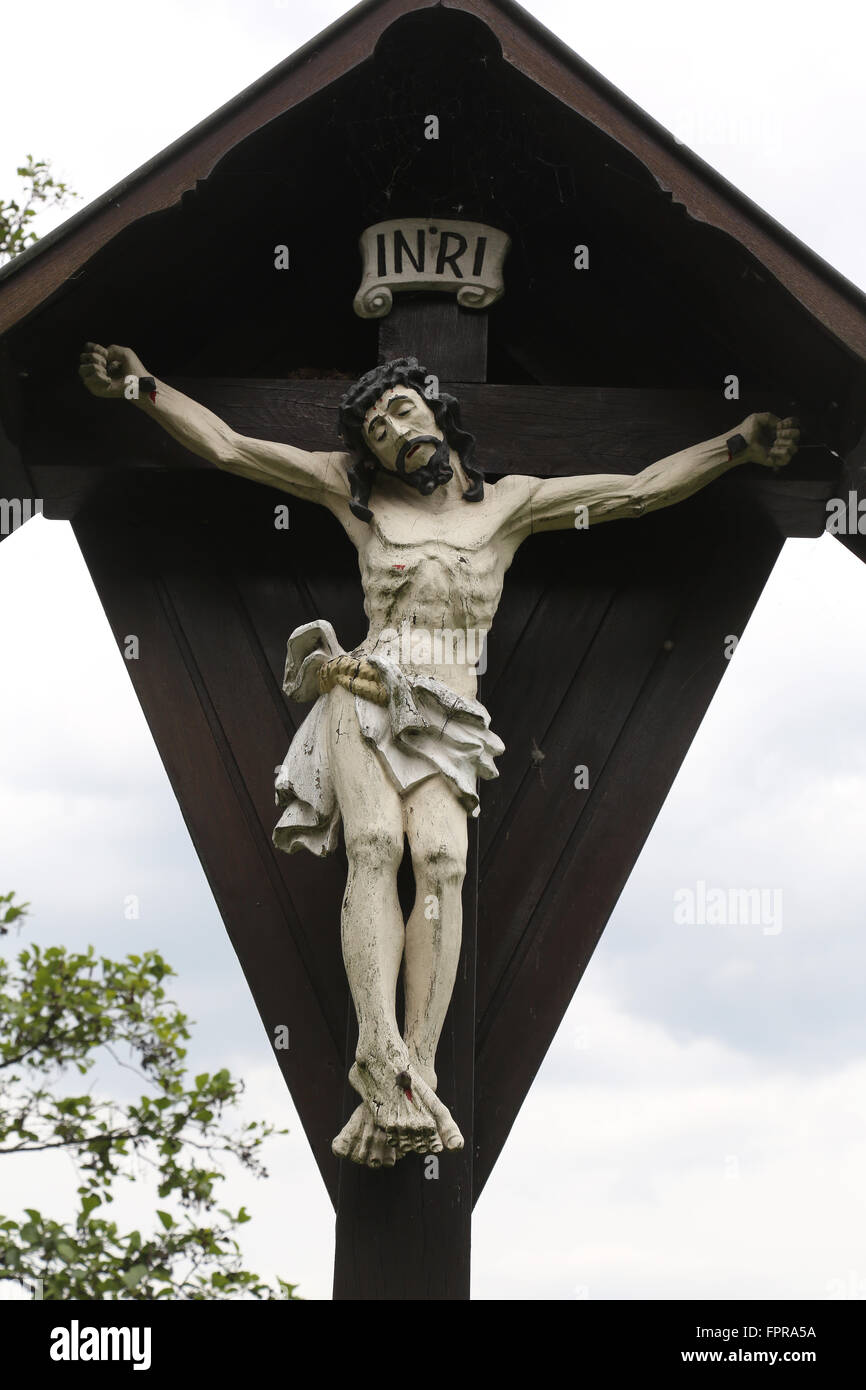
21,379,840,541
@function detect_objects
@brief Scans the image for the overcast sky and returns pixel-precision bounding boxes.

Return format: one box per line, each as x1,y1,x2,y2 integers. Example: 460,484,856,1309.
2,0,866,1301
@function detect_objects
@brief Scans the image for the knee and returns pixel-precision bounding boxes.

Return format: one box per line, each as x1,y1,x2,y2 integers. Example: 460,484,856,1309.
410,839,466,891
345,825,404,874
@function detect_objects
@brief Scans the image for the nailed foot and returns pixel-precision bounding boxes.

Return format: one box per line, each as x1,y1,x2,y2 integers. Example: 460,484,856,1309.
331,1054,464,1165
349,1058,439,1154
331,1103,400,1168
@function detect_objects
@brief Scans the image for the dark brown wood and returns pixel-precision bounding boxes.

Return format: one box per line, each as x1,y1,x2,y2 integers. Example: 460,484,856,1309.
453,0,866,363
3,0,864,1305
30,378,839,474
0,354,36,546
23,378,839,532
2,0,865,371
473,498,782,1197
0,418,35,547
0,0,431,338
331,288,488,1301
332,823,477,1300
71,489,365,1205
378,298,488,380
836,421,866,564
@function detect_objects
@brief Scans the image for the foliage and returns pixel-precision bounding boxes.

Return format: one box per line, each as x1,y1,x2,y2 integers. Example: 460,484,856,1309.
0,157,77,264
0,894,298,1299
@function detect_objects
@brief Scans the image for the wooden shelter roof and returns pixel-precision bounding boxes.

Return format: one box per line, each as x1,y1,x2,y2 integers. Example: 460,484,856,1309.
1,0,865,370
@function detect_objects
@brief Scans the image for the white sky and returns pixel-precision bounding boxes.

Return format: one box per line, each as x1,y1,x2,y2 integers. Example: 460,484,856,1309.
2,0,866,1301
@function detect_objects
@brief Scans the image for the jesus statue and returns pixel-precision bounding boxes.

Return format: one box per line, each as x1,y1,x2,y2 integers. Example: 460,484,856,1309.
79,342,799,1167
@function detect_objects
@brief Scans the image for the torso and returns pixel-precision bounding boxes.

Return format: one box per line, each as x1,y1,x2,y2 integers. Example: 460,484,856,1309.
350,480,516,699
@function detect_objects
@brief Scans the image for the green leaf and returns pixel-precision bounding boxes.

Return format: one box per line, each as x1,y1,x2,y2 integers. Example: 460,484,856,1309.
120,1264,147,1289
0,892,294,1299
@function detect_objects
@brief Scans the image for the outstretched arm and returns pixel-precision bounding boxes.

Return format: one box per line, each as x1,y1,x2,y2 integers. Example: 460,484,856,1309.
498,413,799,542
78,343,354,513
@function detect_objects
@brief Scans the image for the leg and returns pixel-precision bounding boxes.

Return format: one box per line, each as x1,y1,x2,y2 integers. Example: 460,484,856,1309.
326,686,437,1157
328,685,404,1069
402,775,468,1150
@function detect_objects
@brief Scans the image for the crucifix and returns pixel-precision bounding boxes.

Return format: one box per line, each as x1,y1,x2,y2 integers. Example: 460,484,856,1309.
0,0,856,1311
77,302,799,1175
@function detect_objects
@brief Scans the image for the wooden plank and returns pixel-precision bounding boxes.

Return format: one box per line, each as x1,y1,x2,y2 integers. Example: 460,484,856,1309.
25,376,838,469
477,527,682,1022
458,0,866,363
0,0,433,337
332,276,487,1300
836,421,866,564
479,559,615,868
332,822,478,1300
473,503,781,1197
71,499,350,1204
378,298,488,380
24,380,838,526
2,0,864,372
0,354,36,546
154,519,350,1054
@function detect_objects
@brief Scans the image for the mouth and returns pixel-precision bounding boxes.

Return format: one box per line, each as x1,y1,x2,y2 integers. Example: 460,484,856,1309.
400,437,437,474
391,434,452,494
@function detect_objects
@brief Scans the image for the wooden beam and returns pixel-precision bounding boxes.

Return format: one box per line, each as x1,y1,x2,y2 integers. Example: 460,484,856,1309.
836,421,866,565
25,380,839,547
71,500,353,1203
332,828,477,1300
472,501,782,1197
378,298,488,381
2,0,865,371
457,0,866,364
24,378,838,525
0,352,36,547
0,0,434,338
331,292,487,1300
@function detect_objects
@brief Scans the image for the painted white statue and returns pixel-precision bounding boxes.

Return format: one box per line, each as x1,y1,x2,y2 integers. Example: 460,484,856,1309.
79,343,799,1167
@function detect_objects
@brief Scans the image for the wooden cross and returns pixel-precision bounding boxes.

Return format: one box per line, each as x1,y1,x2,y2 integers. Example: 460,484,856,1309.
19,293,828,1298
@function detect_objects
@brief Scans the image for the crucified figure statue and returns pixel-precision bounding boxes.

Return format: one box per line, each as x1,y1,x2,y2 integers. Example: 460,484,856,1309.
79,342,799,1168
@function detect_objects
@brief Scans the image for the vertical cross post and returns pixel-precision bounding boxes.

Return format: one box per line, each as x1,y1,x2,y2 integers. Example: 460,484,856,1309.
332,297,487,1300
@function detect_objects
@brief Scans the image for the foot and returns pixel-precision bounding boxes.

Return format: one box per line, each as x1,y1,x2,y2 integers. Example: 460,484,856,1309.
406,1049,463,1152
331,1103,400,1168
407,1050,437,1092
412,1073,464,1152
331,1083,463,1162
349,1058,440,1154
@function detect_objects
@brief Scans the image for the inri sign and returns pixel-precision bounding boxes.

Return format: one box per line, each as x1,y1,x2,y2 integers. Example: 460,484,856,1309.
353,218,510,318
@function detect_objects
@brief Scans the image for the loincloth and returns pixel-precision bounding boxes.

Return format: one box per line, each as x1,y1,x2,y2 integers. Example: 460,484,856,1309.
272,619,504,857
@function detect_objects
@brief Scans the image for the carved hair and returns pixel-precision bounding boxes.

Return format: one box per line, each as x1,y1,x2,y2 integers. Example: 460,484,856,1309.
337,356,483,522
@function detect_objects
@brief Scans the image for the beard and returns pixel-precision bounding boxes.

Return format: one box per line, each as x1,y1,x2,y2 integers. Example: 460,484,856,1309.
393,435,453,496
